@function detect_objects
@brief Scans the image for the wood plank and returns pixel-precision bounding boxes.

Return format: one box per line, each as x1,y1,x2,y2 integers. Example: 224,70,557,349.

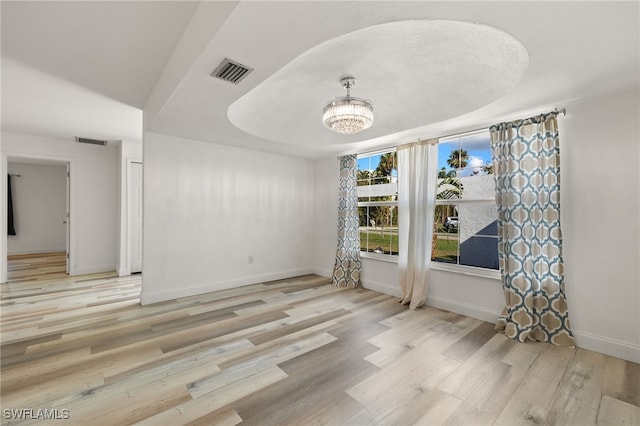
493,344,576,425
437,333,516,400
602,355,640,406
545,348,607,425
2,269,638,425
597,395,640,426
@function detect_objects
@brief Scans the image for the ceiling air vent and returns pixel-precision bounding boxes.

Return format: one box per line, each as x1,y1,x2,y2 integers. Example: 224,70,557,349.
75,137,108,146
211,58,253,84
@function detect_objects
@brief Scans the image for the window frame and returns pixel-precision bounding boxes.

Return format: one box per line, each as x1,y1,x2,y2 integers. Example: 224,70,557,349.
357,148,399,259
432,198,501,279
354,130,501,280
432,131,500,275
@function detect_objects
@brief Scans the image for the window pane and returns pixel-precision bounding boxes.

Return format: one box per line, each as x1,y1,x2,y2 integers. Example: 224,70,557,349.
459,133,493,177
437,139,460,177
433,202,498,269
458,203,499,270
357,151,397,202
458,174,495,200
433,231,459,264
433,204,459,263
359,205,398,255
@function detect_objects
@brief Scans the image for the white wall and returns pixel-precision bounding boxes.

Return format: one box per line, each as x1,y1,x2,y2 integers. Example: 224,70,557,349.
313,85,640,363
7,162,67,254
560,84,639,363
2,132,119,276
312,157,339,278
141,132,314,304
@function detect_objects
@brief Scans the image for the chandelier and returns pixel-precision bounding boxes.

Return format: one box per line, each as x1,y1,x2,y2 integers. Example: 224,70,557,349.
322,76,374,135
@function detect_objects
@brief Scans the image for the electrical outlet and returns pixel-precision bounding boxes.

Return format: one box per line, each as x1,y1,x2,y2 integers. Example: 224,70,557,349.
248,256,253,264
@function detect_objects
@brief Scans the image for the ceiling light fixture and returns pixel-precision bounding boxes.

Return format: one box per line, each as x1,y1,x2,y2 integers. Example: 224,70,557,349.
322,76,373,135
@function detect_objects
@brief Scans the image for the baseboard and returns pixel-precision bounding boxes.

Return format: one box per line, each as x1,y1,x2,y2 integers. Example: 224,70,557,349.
141,267,314,305
360,277,402,298
73,264,117,276
7,248,66,255
312,266,332,279
425,294,500,323
573,330,640,364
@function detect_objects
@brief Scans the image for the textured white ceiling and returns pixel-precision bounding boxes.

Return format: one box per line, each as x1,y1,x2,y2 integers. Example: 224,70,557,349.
1,1,638,157
228,20,529,146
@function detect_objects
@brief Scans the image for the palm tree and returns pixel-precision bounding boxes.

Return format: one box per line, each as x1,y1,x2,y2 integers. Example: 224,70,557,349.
357,169,373,186
432,176,464,259
447,149,469,170
435,176,463,226
375,152,397,183
437,176,463,200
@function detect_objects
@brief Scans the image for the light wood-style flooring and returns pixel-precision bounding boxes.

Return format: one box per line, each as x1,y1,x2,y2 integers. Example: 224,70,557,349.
6,252,67,282
1,271,638,425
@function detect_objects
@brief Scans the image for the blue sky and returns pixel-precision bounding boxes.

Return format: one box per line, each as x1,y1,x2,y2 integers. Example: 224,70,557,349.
357,153,382,171
439,133,493,176
358,132,493,177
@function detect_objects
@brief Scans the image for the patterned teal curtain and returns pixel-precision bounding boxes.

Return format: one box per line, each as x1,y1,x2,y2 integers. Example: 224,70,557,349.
331,155,361,288
490,112,574,347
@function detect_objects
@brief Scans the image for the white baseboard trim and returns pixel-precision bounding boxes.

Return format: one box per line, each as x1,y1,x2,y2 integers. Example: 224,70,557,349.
73,265,117,276
361,278,402,298
573,330,640,364
7,248,66,255
141,267,314,305
425,294,500,324
312,266,332,279
360,280,500,324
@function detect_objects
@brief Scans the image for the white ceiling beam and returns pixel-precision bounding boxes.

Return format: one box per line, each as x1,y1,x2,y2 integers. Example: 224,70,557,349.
143,1,239,130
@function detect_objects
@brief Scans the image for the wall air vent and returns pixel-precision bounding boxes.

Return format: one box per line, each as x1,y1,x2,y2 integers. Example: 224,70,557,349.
211,58,253,84
75,137,108,146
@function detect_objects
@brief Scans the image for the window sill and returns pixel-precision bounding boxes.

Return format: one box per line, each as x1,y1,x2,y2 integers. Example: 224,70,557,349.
359,252,501,282
430,262,502,281
360,251,398,263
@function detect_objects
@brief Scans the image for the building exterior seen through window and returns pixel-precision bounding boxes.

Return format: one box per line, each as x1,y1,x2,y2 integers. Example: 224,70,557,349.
434,131,498,270
357,131,498,271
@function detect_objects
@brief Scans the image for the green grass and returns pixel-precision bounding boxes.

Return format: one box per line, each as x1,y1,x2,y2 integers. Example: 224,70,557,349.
433,236,459,263
360,231,398,254
360,232,459,261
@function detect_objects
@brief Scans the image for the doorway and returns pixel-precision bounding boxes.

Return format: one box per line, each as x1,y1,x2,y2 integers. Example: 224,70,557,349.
5,158,71,281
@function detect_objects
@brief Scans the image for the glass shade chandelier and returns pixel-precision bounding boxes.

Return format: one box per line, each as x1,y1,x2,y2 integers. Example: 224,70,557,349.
323,76,374,135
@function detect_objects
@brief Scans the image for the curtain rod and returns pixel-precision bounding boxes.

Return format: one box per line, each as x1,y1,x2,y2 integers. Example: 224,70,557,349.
351,107,566,158
438,107,567,142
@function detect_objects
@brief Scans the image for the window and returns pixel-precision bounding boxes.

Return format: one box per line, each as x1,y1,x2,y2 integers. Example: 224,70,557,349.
357,149,398,256
433,131,499,270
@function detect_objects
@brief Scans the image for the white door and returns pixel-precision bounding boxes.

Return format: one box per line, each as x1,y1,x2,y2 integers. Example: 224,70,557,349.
65,163,70,274
129,162,143,273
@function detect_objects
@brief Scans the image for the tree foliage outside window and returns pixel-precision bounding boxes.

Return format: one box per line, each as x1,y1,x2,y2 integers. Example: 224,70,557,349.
357,150,398,255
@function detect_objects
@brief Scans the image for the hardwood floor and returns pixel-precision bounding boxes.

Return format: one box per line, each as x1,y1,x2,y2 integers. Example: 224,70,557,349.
7,252,67,282
1,273,638,425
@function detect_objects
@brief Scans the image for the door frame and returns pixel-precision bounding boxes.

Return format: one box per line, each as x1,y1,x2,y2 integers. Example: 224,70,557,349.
127,159,143,275
1,152,76,282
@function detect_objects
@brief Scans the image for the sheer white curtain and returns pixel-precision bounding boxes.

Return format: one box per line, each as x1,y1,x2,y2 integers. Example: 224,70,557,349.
397,139,439,309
